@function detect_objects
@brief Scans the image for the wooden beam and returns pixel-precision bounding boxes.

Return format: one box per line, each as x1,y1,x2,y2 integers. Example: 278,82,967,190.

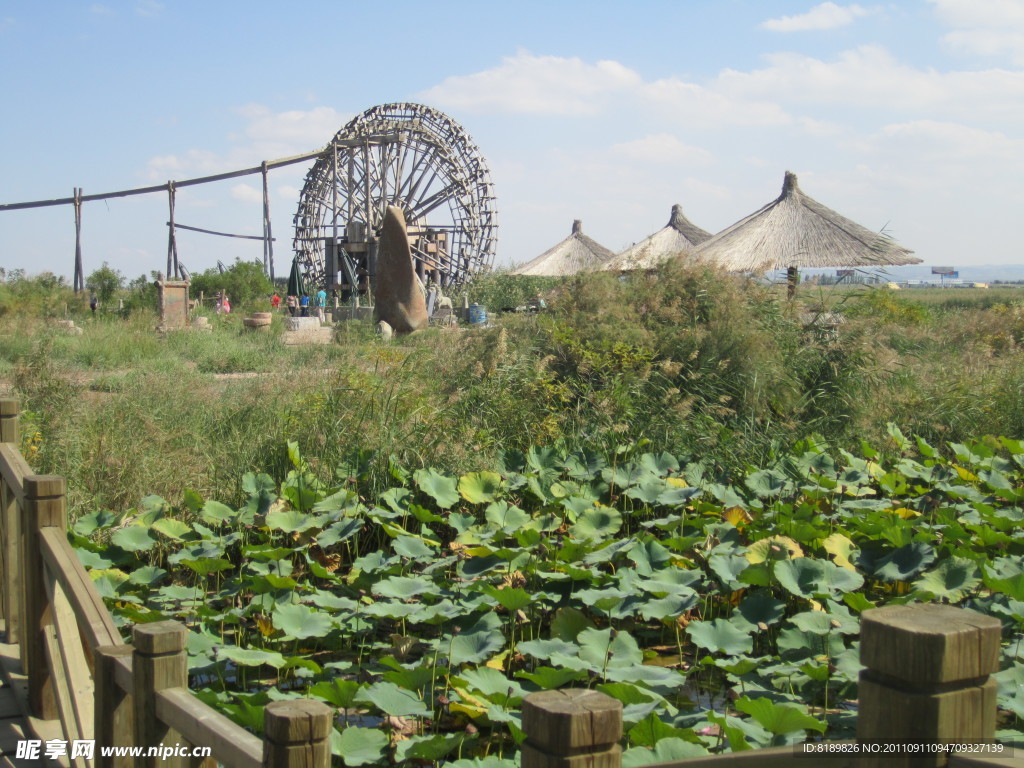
132,622,189,768
155,688,261,768
261,700,332,768
521,689,622,768
94,644,134,768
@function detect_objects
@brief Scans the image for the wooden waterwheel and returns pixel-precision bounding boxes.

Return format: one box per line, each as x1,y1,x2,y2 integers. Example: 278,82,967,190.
292,103,498,293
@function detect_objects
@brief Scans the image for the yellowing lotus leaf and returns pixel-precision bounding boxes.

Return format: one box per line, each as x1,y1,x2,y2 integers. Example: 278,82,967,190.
746,536,803,564
822,533,858,571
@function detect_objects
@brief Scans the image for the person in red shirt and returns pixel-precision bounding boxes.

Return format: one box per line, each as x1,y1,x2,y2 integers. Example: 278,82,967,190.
271,293,281,310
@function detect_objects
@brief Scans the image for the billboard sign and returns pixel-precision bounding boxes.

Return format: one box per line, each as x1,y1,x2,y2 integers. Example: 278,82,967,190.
836,269,855,277
932,266,956,275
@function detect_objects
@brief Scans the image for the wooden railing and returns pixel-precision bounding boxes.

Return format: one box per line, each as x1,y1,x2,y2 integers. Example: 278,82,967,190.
0,397,332,768
4,395,1022,768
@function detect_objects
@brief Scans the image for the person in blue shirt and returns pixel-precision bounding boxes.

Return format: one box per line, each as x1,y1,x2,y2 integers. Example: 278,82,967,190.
315,288,327,322
300,294,310,317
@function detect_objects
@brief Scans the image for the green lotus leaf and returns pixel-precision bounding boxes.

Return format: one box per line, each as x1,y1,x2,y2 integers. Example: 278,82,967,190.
265,508,319,534
570,505,623,540
578,627,643,669
395,734,466,763
516,638,579,662
735,592,786,629
638,593,698,622
483,586,532,612
735,696,825,735
336,726,388,766
413,467,460,509
686,618,754,656
455,667,527,703
151,518,192,540
393,535,435,560
272,603,333,640
109,524,157,552
746,468,790,498
76,549,113,570
622,738,708,767
628,713,699,747
216,646,286,669
448,626,505,667
310,679,362,708
128,565,167,586
73,509,119,536
870,541,936,582
551,607,596,642
515,666,587,689
355,681,430,717
200,500,235,525
484,501,531,531
459,471,503,504
372,575,439,599
625,479,669,505
775,557,864,599
914,556,981,601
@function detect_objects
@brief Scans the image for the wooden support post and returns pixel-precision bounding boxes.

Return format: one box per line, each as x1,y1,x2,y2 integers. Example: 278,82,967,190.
521,689,622,768
0,397,17,443
133,622,189,768
0,398,19,641
95,644,134,768
858,604,1001,768
22,474,65,719
262,700,333,768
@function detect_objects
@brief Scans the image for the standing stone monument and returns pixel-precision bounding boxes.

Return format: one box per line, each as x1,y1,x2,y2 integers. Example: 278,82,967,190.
373,206,429,334
155,280,190,332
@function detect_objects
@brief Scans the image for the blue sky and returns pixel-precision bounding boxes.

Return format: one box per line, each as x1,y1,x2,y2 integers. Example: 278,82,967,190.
1,0,1022,282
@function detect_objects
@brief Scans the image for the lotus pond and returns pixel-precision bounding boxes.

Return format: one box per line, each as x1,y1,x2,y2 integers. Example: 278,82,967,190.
73,430,1024,766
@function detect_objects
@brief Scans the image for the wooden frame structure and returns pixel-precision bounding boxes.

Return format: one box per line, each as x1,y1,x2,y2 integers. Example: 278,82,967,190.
292,103,498,292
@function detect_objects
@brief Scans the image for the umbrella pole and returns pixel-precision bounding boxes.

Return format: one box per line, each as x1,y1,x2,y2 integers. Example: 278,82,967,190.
787,266,799,299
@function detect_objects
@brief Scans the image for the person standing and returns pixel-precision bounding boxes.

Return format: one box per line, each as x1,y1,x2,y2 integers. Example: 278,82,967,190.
300,294,310,317
89,293,98,315
286,295,298,317
271,293,281,311
315,287,327,323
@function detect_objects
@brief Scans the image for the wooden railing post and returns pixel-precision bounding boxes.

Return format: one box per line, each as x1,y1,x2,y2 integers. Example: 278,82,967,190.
22,474,65,719
858,603,1001,767
521,689,622,768
0,397,20,644
262,700,333,768
95,644,134,768
133,622,189,768
0,397,17,443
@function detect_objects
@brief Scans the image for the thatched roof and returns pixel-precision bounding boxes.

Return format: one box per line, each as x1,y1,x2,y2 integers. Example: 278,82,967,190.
690,171,919,272
511,220,615,276
602,204,712,272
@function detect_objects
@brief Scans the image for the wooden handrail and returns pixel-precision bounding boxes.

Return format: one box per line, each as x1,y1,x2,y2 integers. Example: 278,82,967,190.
156,688,262,768
0,397,333,767
39,527,122,650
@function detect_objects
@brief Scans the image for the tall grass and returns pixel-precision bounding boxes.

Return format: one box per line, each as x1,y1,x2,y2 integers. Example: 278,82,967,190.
3,264,1023,519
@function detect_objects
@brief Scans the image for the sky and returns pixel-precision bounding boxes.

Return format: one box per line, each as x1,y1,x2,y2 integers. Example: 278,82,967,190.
1,0,1023,284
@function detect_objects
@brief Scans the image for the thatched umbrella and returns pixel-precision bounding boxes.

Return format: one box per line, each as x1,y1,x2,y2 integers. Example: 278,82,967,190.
511,220,615,276
602,204,712,272
691,171,919,294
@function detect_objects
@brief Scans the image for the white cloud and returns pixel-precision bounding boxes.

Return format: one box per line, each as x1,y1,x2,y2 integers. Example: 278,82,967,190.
762,2,869,32
90,4,113,15
230,184,262,203
716,45,1024,124
418,51,642,115
929,0,1024,64
610,134,714,167
135,1,163,17
276,185,299,200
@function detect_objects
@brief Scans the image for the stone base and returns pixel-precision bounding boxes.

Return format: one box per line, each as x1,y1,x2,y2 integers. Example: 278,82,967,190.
282,328,335,346
286,317,323,331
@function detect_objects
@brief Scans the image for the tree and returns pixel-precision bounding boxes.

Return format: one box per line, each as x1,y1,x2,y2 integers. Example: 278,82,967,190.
86,262,124,305
189,259,272,307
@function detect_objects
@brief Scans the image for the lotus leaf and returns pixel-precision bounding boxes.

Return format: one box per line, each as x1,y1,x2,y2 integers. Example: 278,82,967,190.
914,556,981,601
395,734,466,763
628,712,699,747
355,681,430,717
265,508,319,534
686,618,754,656
74,509,120,536
310,679,362,708
868,541,936,582
216,646,286,669
622,738,708,766
393,535,435,560
571,505,623,540
111,524,157,552
336,726,388,766
272,603,333,640
372,575,438,599
459,471,503,503
774,557,864,599
484,501,531,531
735,696,825,736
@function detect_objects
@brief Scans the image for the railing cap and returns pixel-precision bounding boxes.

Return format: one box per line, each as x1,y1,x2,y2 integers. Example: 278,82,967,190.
861,604,1001,685
522,689,622,754
24,475,66,498
0,398,19,416
264,700,333,743
133,621,188,655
